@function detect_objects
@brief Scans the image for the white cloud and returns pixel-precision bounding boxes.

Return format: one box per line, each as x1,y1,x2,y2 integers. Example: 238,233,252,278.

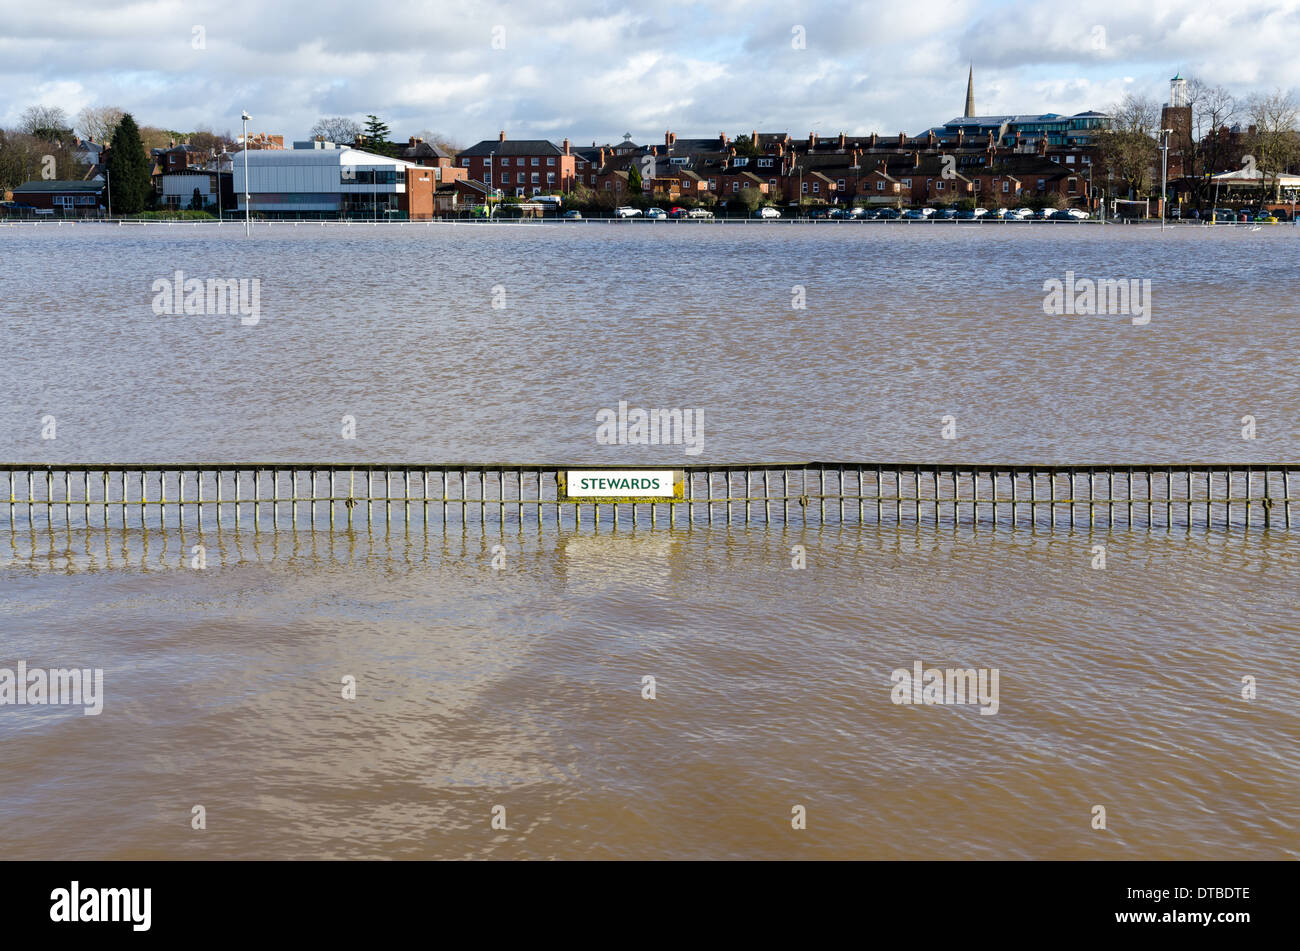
1,0,1296,141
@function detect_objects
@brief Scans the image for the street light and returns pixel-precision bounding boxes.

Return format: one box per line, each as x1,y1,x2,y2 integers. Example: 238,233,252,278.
1159,128,1173,231
241,111,252,236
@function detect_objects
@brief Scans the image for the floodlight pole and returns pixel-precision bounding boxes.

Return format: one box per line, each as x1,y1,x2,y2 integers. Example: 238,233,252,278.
1159,128,1172,232
241,111,252,236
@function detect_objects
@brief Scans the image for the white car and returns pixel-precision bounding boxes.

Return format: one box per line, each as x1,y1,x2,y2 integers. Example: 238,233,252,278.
754,206,781,218
613,206,641,218
686,208,714,219
1063,208,1090,219
646,207,667,219
972,207,990,217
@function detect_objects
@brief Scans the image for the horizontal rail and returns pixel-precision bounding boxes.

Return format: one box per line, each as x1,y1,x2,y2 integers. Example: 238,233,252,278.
0,464,1295,533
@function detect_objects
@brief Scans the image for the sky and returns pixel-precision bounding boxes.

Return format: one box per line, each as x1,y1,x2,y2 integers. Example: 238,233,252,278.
3,0,1298,147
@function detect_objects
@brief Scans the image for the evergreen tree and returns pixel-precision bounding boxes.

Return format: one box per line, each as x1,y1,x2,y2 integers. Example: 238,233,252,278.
106,113,150,215
627,163,643,193
361,115,394,156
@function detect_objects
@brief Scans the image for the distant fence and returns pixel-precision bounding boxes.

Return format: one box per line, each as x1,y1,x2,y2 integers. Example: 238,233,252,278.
2,464,1296,533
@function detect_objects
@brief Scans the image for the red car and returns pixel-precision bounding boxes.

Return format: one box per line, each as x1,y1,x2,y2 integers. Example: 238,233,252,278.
668,206,687,218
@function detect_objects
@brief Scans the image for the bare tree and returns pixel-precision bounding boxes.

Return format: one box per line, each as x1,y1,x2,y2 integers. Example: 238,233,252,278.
1246,90,1300,203
1098,94,1159,199
1183,79,1237,209
310,116,361,145
75,105,125,144
18,105,71,138
415,130,463,154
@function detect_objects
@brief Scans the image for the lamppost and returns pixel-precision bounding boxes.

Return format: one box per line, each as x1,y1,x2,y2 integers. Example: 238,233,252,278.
241,111,252,236
105,166,111,219
217,148,225,222
486,151,494,219
1159,128,1173,231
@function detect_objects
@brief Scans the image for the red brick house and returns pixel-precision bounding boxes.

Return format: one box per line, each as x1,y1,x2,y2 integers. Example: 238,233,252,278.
458,132,577,195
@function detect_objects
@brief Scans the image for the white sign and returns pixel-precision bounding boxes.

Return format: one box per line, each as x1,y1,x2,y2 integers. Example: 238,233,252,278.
562,470,680,500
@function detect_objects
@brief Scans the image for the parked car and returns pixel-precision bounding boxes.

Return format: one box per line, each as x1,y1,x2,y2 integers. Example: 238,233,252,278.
972,207,990,217
645,207,667,219
1251,210,1279,223
1034,207,1058,220
902,209,929,219
855,208,879,219
989,208,1013,219
686,208,714,219
829,208,853,219
1010,207,1034,219
875,208,901,219
561,210,582,219
806,207,831,219
1208,208,1236,222
754,206,781,218
613,206,641,217
936,208,959,219
668,207,688,219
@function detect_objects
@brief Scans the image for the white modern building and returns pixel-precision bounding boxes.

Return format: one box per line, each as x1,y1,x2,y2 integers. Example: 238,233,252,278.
230,140,421,218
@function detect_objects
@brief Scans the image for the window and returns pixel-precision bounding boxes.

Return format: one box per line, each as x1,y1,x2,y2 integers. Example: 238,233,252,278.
1002,181,1010,193
973,180,980,191
936,181,945,191
902,178,911,187
1037,178,1045,190
876,181,884,191
802,182,808,194
462,158,469,166
709,179,716,190
732,181,739,192
1065,155,1075,163
501,173,510,184
812,182,819,193
837,179,845,189
547,173,555,184
531,158,539,166
532,187,540,195
757,158,772,168
531,172,539,183
547,157,554,166
501,157,509,166
515,188,524,197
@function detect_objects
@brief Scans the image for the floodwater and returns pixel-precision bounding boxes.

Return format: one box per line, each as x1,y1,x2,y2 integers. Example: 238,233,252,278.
0,222,1296,859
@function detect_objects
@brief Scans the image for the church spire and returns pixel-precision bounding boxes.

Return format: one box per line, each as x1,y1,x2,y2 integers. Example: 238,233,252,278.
964,64,975,118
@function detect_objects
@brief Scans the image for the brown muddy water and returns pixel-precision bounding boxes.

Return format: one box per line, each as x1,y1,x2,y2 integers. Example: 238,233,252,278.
0,222,1297,859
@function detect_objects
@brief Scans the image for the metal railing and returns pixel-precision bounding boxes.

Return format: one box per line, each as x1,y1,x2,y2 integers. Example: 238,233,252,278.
1,463,1296,533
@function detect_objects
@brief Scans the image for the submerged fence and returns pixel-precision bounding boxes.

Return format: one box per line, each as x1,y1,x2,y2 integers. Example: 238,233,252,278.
1,463,1297,533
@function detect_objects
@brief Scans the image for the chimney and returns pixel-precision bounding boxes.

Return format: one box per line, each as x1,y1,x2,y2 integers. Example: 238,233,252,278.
808,132,816,150
498,130,506,142
409,136,418,147
719,132,729,147
913,151,920,168
751,129,758,145
838,132,846,150
599,147,607,166
870,132,878,149
957,129,964,146
563,138,570,154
